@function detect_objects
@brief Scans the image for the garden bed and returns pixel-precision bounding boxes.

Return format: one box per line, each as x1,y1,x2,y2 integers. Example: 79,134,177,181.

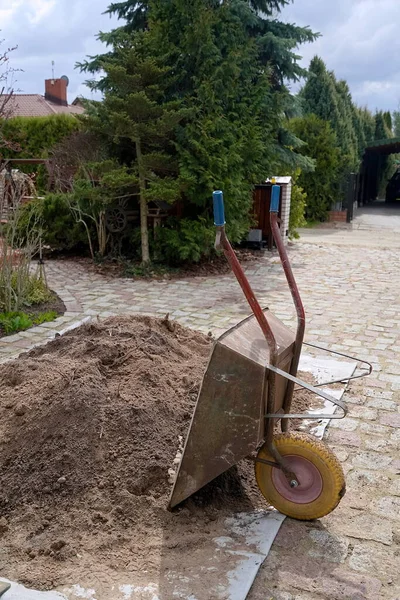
50,247,261,280
0,291,65,338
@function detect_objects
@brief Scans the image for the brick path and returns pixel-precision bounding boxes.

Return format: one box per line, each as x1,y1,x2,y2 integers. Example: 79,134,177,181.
1,202,399,599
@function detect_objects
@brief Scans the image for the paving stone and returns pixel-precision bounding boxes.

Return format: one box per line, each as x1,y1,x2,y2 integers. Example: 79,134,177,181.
380,413,400,428
391,429,400,443
378,373,400,384
272,521,308,549
307,529,349,563
366,397,397,410
360,422,393,436
329,417,360,432
349,543,400,576
329,510,393,545
363,436,395,452
370,497,400,521
326,430,362,447
0,333,24,343
349,406,377,420
389,478,400,496
9,339,36,350
330,445,350,461
351,450,393,470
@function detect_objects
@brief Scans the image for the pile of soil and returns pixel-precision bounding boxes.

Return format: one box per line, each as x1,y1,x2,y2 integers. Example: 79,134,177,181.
0,316,315,590
0,316,211,507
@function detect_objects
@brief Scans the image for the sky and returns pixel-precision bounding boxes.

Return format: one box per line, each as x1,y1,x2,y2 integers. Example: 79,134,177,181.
282,0,400,112
0,0,118,101
1,0,400,112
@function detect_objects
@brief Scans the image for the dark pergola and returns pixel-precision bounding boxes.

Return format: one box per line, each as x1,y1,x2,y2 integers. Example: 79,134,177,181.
358,137,400,206
365,137,400,155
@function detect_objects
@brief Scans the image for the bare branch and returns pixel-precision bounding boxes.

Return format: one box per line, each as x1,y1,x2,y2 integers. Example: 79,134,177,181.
0,37,22,150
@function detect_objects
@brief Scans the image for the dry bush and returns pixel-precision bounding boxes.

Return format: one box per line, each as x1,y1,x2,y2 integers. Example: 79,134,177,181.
0,169,42,312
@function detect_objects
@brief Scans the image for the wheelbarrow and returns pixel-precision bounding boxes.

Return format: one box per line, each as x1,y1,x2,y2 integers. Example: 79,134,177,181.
169,186,371,519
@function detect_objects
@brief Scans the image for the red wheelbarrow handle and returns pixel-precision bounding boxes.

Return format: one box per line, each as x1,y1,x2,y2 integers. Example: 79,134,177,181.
270,184,306,430
213,191,278,361
213,190,279,450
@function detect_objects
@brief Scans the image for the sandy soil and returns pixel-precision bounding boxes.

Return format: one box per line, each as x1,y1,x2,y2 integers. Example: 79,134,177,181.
0,316,315,593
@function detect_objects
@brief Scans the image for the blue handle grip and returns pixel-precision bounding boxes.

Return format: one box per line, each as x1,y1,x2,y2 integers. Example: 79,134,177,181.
213,190,226,226
270,185,281,213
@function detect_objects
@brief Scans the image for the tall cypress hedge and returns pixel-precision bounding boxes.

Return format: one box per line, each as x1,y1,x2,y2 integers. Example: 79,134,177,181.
0,114,82,191
0,114,81,159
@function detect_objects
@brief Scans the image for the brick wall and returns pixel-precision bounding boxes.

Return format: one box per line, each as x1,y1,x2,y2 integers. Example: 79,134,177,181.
280,182,292,244
328,210,347,223
45,78,68,106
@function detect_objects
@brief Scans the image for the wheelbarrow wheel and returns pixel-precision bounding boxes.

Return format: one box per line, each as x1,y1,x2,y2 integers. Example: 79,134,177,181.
255,432,345,520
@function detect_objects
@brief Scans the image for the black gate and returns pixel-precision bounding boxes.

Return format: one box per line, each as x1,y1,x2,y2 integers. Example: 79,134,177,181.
344,173,359,223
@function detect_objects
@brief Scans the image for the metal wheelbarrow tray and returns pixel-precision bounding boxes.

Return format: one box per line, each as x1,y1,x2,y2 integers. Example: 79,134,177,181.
169,187,371,519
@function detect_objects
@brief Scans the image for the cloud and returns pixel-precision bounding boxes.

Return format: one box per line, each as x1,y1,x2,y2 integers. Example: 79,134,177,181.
1,0,399,112
282,0,400,111
0,0,118,102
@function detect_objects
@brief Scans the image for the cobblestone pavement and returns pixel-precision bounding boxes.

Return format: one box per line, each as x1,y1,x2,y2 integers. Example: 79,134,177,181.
297,199,400,250
1,203,399,599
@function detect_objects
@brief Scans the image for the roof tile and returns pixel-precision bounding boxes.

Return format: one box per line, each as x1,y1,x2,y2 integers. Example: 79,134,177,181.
2,94,85,118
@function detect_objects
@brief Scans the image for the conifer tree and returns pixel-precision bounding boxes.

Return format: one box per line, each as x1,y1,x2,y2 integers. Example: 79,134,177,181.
393,106,400,137
79,0,318,256
289,114,340,221
83,32,186,263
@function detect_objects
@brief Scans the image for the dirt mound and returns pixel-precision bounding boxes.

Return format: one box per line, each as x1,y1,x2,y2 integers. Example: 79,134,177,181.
0,315,315,591
0,316,211,510
0,316,230,587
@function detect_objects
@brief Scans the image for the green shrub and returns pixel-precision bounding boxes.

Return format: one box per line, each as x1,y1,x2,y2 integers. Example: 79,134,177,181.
33,310,58,325
0,271,54,312
289,170,307,239
0,312,33,334
1,115,81,191
16,194,88,252
0,309,58,335
24,275,53,306
155,218,215,264
1,114,81,156
289,115,340,222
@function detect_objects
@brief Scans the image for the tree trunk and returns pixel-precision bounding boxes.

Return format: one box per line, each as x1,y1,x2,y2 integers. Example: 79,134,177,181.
136,138,150,264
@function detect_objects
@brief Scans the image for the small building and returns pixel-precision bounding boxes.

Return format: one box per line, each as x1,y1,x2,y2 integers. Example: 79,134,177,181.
4,78,85,118
251,177,292,247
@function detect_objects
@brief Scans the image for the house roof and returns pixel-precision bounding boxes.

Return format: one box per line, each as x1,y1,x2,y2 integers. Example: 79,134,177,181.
4,94,85,118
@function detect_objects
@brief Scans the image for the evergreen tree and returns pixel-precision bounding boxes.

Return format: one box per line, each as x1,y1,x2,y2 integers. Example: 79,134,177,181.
289,114,340,221
357,107,376,146
334,80,358,169
374,110,395,195
301,57,340,124
84,32,186,263
393,106,400,137
300,56,387,203
302,58,358,168
375,111,392,140
79,0,318,258
383,111,393,133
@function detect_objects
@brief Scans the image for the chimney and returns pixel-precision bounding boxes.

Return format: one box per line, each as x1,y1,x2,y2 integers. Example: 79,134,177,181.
45,78,68,106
